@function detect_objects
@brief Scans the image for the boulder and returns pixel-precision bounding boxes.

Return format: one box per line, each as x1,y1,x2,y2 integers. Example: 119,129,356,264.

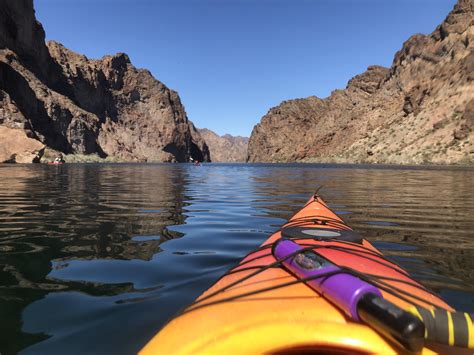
0,126,44,163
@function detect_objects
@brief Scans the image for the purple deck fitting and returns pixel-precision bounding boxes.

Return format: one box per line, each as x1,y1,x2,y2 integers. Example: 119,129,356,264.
274,239,382,321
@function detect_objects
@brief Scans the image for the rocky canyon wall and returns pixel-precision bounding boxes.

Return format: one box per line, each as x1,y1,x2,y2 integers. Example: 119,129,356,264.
0,0,210,163
248,0,473,165
197,128,248,162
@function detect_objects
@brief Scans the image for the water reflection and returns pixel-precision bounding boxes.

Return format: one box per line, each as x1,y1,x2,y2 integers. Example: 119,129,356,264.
0,163,472,354
0,164,188,354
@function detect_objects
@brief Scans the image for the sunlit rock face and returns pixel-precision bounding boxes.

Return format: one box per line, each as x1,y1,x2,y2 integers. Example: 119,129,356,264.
0,0,210,163
197,128,249,162
248,0,474,164
0,126,44,163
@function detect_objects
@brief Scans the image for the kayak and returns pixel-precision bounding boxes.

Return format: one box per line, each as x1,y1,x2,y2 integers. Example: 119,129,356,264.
140,192,473,354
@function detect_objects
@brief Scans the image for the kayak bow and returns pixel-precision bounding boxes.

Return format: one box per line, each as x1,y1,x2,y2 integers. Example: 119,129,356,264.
141,193,473,354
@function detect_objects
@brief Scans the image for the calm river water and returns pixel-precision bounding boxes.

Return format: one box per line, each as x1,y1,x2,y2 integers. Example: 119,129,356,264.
0,163,473,354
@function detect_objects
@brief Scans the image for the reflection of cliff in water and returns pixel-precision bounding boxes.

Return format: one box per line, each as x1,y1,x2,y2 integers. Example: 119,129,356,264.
0,164,187,353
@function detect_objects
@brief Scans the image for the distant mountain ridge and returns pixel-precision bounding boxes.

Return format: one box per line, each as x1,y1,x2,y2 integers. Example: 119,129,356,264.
197,128,249,162
0,0,210,163
248,0,473,164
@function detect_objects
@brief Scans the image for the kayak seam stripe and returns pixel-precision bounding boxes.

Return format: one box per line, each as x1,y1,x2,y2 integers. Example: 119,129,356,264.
447,310,454,346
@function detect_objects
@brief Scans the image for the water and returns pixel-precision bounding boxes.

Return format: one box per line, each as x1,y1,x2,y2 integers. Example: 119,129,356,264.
0,163,473,354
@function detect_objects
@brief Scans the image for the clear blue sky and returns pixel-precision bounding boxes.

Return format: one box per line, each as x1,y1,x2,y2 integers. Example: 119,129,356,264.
35,0,456,137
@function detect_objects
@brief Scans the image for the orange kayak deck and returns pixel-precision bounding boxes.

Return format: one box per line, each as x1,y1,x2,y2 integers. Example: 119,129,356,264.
140,195,466,354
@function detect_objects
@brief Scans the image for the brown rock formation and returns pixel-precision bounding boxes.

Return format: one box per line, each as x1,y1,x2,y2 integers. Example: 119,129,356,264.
197,128,249,162
248,0,474,164
0,126,44,163
0,0,209,163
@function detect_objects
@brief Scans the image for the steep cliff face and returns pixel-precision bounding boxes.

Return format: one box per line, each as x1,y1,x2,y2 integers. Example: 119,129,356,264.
0,0,209,163
46,42,210,162
248,0,474,164
197,128,248,162
0,0,52,79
